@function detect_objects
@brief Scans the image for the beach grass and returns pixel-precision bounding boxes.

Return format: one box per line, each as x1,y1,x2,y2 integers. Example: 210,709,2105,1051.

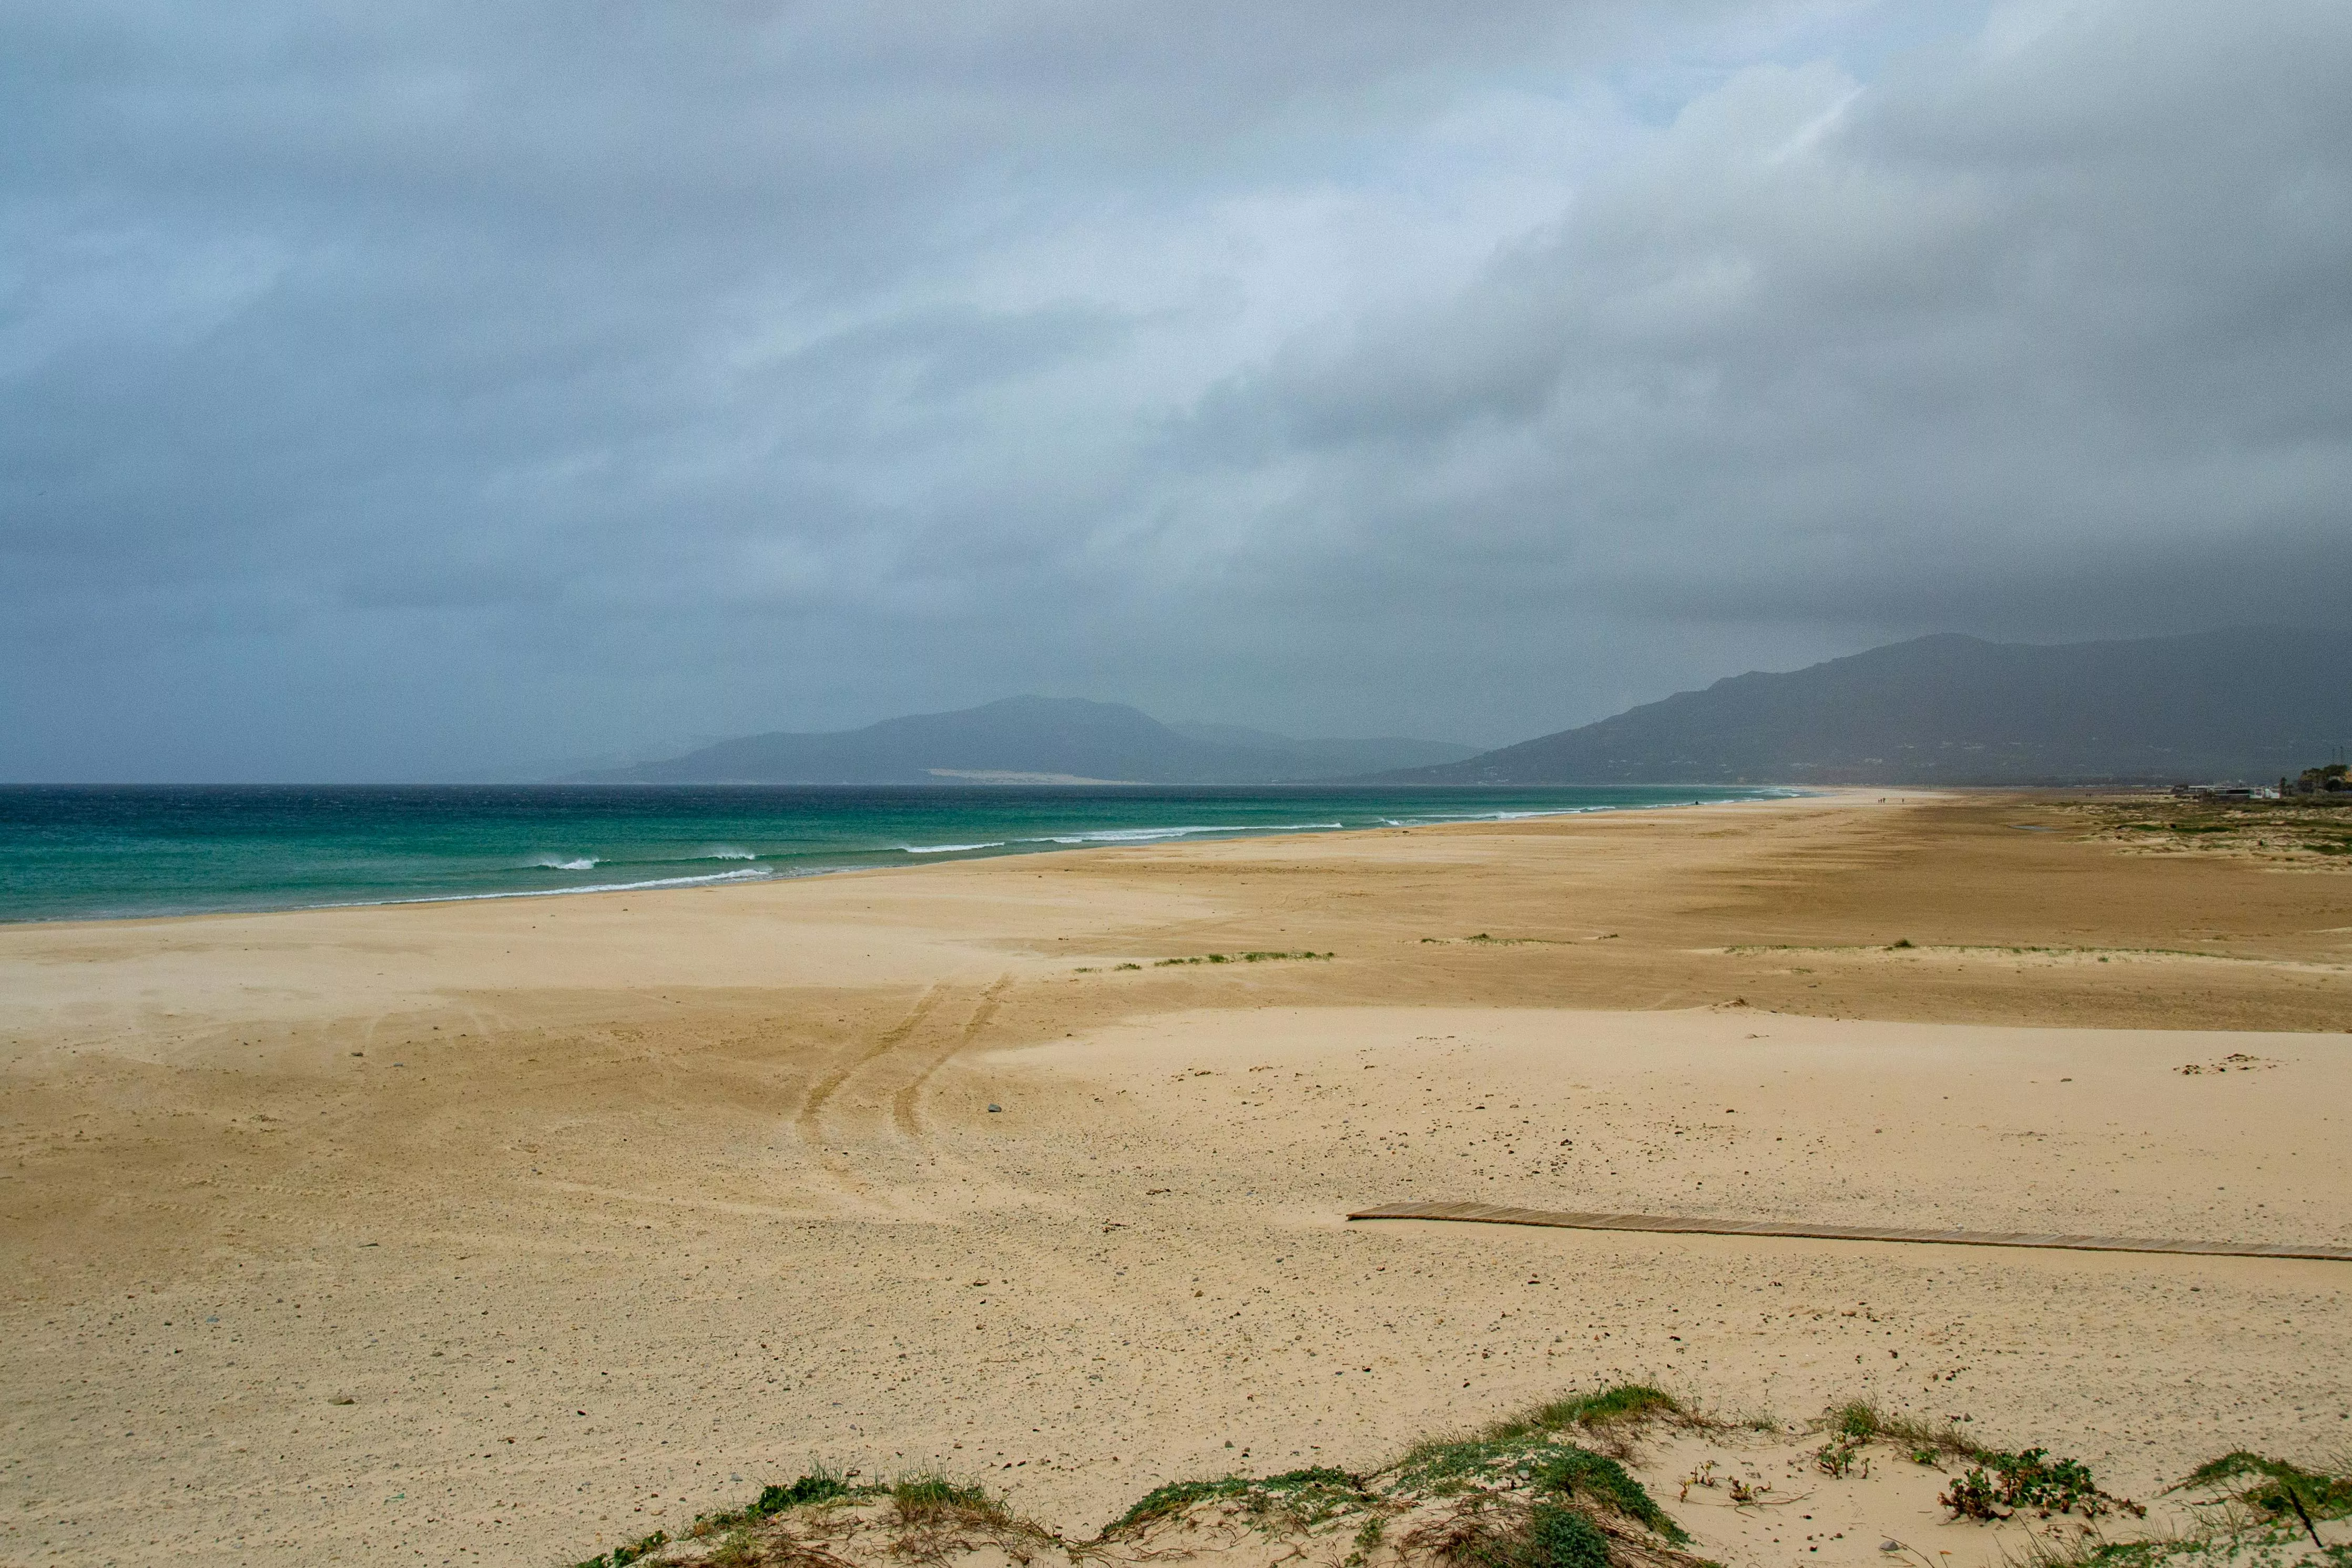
564,1394,2352,1568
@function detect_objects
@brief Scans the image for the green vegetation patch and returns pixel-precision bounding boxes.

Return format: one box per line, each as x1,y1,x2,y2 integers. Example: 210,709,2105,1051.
1109,1465,1370,1534
1526,1503,1613,1568
570,1385,1703,1566
701,1467,884,1530
1832,1400,2139,1522
571,1529,670,1568
1112,1386,1693,1548
1534,1449,1683,1539
890,1475,996,1513
1830,1398,1985,1460
1995,1453,2352,1568
2177,1452,2352,1520
759,1469,875,1512
1154,951,1335,966
1392,1410,1687,1542
1940,1448,2143,1522
1520,1384,1685,1435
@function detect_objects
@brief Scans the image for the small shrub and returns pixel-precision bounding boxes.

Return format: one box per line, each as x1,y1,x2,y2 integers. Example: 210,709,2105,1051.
1534,1449,1685,1542
1109,1477,1250,1531
1107,1468,1369,1535
752,1470,862,1514
1830,1399,1982,1460
1816,1434,1869,1478
1154,951,1332,966
1525,1503,1612,1568
1943,1468,2007,1521
1484,1385,1682,1447
1834,1401,1879,1440
891,1475,993,1512
573,1530,671,1568
2176,1452,2352,1519
1941,1449,2143,1521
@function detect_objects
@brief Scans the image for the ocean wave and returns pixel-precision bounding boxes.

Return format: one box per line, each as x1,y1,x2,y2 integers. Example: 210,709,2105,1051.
1377,797,1766,828
1030,826,1221,844
415,867,777,903
697,846,759,860
1024,820,1348,846
245,864,786,918
530,855,600,870
902,842,1007,854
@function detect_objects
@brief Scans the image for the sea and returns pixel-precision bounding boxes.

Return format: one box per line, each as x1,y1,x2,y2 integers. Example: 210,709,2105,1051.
0,783,1785,925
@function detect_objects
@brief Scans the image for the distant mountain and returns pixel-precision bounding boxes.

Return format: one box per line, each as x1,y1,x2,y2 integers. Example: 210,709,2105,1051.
570,696,1475,785
1379,629,2352,787
452,736,734,785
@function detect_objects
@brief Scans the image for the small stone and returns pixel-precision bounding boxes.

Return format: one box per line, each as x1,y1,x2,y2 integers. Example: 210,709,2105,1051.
328,1395,356,1406
987,1104,1002,1113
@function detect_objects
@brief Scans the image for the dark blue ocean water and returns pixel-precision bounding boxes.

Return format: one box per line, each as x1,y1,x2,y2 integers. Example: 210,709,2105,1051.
0,785,1783,924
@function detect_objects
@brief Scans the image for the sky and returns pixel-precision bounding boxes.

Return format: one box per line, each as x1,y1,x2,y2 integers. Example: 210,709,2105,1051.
4,0,2349,781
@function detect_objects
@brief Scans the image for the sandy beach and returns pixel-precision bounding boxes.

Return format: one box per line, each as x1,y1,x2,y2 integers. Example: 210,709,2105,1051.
4,790,2350,1567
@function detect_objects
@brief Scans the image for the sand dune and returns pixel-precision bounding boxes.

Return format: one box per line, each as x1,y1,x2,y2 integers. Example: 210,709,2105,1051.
3,792,2349,1566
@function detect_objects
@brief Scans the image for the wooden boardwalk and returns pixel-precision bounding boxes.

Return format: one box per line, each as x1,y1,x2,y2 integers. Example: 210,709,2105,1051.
1345,1201,2352,1262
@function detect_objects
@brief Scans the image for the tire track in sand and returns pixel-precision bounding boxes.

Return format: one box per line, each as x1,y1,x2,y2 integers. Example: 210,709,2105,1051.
793,983,949,1163
890,974,1012,1138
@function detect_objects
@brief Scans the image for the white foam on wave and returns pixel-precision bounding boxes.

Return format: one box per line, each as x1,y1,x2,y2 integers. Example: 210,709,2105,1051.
1032,826,1218,844
1378,795,1782,829
903,842,1008,854
697,846,759,860
404,867,776,905
531,855,601,871
1024,821,1347,846
267,865,786,918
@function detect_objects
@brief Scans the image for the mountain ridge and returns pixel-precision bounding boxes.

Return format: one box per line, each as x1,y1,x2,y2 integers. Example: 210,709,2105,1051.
1378,627,2352,786
570,697,1476,785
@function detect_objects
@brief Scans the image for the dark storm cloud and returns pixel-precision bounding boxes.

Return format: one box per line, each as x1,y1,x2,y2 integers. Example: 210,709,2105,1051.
3,1,2347,779
1180,4,2352,634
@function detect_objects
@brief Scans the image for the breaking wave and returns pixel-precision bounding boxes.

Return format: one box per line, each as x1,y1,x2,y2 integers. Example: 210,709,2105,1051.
1024,821,1345,846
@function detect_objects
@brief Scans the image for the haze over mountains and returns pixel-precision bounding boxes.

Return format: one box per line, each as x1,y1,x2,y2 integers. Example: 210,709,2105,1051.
571,698,1476,785
1385,629,2352,787
575,630,2349,788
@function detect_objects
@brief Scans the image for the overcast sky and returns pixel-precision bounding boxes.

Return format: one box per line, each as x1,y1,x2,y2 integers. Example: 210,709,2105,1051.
5,0,2348,780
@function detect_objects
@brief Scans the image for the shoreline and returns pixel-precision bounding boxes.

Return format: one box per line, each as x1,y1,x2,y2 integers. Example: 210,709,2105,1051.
0,783,1812,932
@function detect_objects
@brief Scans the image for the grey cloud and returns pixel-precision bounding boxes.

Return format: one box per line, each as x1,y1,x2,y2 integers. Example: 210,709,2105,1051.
1180,2,2352,639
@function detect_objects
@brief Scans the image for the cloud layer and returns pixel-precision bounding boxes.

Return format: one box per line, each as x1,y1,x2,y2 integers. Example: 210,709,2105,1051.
4,0,2347,778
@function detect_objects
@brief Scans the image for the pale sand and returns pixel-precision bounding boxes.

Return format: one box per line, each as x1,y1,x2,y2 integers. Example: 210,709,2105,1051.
3,791,2350,1565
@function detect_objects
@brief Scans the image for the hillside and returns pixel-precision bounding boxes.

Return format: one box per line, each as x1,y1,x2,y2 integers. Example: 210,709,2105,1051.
572,696,1474,785
1384,628,2352,786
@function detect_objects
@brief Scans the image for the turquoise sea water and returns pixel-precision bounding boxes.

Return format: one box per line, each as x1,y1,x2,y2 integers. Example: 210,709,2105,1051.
0,785,1784,924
